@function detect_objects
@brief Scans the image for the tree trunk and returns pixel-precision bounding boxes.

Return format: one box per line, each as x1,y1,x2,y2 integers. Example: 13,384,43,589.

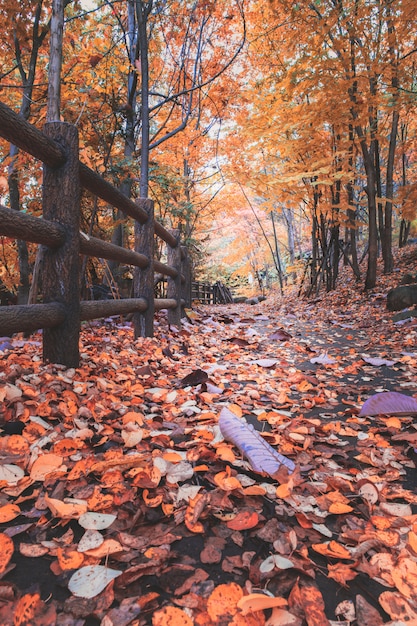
137,1,152,198
383,109,398,273
362,143,378,290
47,0,64,122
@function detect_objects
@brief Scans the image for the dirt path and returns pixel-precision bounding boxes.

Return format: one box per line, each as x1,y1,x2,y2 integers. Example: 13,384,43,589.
1,298,417,625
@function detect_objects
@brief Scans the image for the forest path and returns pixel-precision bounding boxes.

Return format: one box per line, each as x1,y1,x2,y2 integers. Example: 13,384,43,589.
0,296,417,625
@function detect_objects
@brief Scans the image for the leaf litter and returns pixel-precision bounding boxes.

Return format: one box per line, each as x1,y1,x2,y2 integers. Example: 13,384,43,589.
0,267,416,624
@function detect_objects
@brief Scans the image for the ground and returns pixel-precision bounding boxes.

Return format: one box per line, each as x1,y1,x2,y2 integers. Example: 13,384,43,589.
0,247,417,625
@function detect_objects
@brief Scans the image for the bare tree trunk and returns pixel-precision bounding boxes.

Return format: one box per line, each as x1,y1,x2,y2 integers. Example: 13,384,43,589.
383,4,399,273
363,143,378,290
384,109,398,272
29,0,65,305
8,151,30,304
8,2,48,304
47,0,64,122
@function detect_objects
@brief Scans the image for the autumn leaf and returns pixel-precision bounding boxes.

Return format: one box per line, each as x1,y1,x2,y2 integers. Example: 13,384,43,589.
312,541,352,560
207,583,243,621
68,565,122,598
30,454,65,481
359,391,417,417
0,533,14,575
152,606,194,626
327,562,358,586
0,503,20,523
226,510,259,530
57,547,85,571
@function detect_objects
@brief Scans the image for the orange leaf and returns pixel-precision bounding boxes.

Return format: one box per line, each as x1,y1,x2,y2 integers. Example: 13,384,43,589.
237,593,287,615
207,583,243,620
84,538,124,558
312,541,352,559
327,562,358,586
152,606,193,626
276,478,294,499
391,557,417,598
215,443,237,463
227,404,243,417
243,485,266,496
385,417,402,429
328,502,353,514
295,513,313,528
226,510,259,531
371,515,392,530
143,489,164,508
122,411,144,425
30,454,64,481
5,435,29,455
185,492,209,533
162,452,184,463
0,503,20,523
213,466,242,491
408,530,417,554
44,493,87,519
0,533,14,574
53,438,83,457
57,547,85,571
378,590,417,621
298,584,330,626
13,593,44,626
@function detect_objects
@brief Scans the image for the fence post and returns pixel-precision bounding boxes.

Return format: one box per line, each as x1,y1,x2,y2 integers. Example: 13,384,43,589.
181,245,192,310
167,229,181,327
42,123,80,367
133,199,154,338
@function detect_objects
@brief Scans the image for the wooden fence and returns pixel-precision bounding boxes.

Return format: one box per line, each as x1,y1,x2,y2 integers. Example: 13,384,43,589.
0,101,192,367
191,281,233,304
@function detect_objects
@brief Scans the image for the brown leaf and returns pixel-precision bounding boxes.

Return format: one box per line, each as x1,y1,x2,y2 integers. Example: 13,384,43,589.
355,594,384,626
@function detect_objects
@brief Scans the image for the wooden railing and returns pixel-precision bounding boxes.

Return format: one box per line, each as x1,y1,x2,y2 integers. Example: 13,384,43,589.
0,101,192,367
192,281,233,304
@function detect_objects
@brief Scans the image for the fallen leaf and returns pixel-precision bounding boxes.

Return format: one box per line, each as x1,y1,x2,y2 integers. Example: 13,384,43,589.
44,494,87,519
259,555,295,573
219,406,296,475
152,605,194,626
312,541,352,559
57,547,85,571
0,503,20,523
68,565,122,599
226,510,259,530
30,454,64,481
359,391,417,417
78,529,105,553
237,593,287,615
207,582,243,621
78,512,117,530
0,533,14,575
0,464,25,485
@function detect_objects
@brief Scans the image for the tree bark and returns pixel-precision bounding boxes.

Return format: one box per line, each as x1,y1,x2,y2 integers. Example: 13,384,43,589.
42,123,80,367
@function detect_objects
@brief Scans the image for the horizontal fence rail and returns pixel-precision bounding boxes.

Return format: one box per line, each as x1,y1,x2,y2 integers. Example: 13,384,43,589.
0,100,192,366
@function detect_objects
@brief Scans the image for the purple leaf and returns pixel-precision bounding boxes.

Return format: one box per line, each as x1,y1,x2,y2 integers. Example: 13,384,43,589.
310,352,336,365
218,406,296,475
359,391,417,417
362,356,396,367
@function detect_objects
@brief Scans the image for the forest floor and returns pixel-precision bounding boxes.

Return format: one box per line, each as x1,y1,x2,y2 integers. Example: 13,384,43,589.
0,246,417,626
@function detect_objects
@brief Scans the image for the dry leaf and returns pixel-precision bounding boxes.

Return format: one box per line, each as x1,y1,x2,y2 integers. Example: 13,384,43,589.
68,565,122,598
